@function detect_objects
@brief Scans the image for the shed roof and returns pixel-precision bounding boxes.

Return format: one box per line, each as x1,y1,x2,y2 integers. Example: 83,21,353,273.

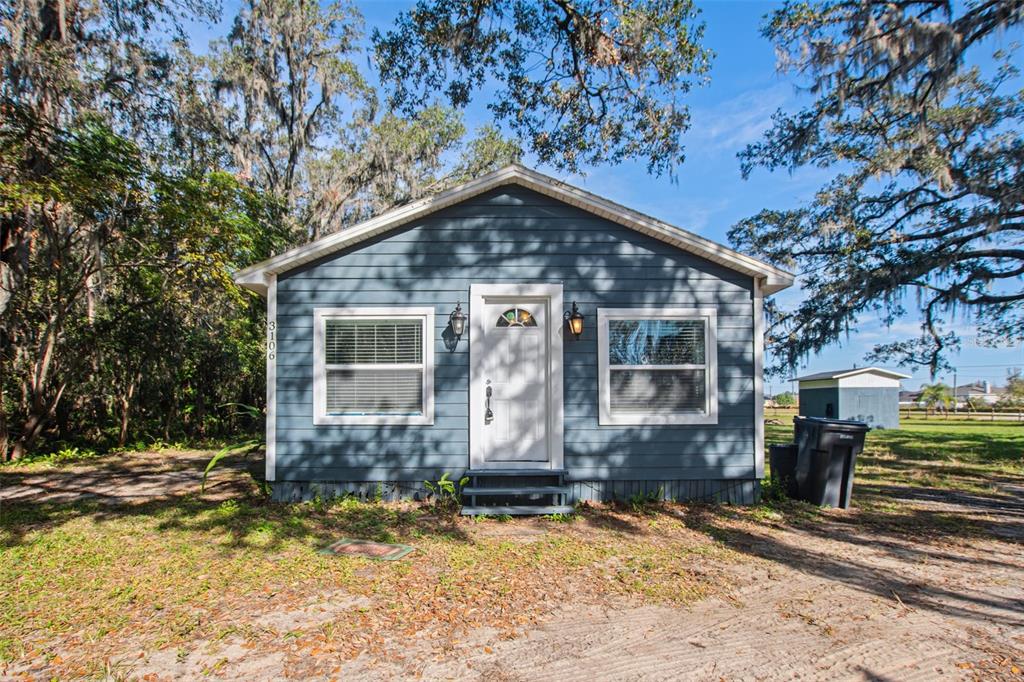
796,367,912,382
233,164,795,296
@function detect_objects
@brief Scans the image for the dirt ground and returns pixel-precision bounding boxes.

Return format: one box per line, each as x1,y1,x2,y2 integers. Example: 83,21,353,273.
2,449,1023,681
0,449,253,505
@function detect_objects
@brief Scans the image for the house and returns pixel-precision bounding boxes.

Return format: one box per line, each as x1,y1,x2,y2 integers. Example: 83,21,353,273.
796,367,911,429
954,381,1005,406
234,165,795,513
898,390,922,407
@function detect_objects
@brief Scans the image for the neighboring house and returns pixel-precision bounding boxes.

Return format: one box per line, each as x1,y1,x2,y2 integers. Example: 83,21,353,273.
954,381,1005,406
796,367,911,429
234,165,794,513
898,390,923,407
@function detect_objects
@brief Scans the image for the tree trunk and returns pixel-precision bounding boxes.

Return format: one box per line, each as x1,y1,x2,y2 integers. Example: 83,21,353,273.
116,372,140,447
163,400,175,442
0,403,8,462
117,395,130,447
9,411,47,460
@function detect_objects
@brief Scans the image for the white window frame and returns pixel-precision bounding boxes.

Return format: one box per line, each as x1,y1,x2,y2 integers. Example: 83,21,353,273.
313,306,435,426
597,307,718,426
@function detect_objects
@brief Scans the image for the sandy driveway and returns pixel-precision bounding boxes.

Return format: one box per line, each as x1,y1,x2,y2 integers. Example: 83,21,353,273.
454,513,1024,681
0,449,255,504
3,451,1022,681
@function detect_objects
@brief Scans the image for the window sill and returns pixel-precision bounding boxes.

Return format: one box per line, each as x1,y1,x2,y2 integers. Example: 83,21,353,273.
598,411,719,427
313,414,434,426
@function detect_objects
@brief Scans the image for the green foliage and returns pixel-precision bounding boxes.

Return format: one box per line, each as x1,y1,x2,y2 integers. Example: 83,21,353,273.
964,396,990,413
192,0,520,243
423,472,471,512
730,1,1024,377
0,445,102,469
2,0,516,460
626,487,664,513
201,439,262,493
996,370,1024,408
919,384,953,415
774,392,796,407
373,0,713,176
760,474,789,504
0,105,287,459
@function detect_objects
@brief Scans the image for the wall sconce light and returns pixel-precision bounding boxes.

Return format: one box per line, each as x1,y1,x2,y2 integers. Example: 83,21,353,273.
564,301,584,339
449,301,467,338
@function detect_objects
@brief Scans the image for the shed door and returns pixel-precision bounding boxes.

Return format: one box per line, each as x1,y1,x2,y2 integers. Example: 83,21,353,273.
469,285,564,470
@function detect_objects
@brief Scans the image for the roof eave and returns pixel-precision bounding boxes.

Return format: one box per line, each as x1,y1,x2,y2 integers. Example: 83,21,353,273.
235,270,270,296
231,164,796,292
795,367,912,381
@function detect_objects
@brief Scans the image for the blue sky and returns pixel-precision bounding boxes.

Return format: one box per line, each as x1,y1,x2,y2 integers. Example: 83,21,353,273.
200,0,1024,393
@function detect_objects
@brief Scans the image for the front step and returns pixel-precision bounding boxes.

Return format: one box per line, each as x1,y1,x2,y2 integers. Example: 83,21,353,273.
462,486,568,496
461,469,572,516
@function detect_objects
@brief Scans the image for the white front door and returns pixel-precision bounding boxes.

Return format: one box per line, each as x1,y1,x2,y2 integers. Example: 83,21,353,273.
469,284,564,469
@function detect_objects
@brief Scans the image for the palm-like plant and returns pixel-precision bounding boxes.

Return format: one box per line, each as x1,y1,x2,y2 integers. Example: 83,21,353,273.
919,383,953,417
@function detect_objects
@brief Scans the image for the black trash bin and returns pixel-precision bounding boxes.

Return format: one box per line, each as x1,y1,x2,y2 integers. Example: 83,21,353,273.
793,416,870,509
769,444,799,498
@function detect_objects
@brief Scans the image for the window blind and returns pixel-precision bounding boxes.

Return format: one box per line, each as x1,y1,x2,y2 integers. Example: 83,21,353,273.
323,318,424,416
325,319,422,365
326,369,423,414
606,318,708,415
610,369,706,412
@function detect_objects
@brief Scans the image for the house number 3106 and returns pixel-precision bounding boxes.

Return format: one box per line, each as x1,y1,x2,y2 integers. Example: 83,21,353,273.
267,320,276,360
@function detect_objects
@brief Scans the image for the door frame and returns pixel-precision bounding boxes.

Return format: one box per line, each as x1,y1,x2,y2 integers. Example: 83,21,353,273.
469,283,564,470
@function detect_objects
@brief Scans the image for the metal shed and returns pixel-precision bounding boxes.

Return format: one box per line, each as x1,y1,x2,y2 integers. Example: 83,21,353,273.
796,367,911,429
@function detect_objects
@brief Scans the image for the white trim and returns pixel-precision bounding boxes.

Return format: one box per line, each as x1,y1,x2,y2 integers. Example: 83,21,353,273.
800,379,839,390
795,367,912,382
597,307,719,426
469,283,564,470
312,306,435,426
265,275,277,482
753,278,765,479
233,165,795,296
836,373,904,388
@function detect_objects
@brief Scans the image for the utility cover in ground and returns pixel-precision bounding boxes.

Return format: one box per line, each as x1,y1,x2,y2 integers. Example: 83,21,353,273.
318,538,415,561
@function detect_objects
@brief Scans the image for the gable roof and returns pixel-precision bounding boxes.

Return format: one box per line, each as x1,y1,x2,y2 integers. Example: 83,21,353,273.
233,164,795,295
796,367,912,382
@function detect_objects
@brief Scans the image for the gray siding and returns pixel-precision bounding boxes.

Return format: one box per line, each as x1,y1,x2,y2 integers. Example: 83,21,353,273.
839,387,901,429
799,387,840,420
799,386,900,429
274,185,757,492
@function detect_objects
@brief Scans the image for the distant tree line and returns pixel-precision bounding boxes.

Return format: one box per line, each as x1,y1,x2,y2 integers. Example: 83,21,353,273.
1,0,712,458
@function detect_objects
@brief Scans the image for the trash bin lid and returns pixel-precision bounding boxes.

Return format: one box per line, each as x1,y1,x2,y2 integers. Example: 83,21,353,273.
794,416,870,431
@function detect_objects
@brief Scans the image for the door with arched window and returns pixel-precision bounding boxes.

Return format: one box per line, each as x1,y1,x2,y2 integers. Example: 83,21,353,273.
469,284,564,469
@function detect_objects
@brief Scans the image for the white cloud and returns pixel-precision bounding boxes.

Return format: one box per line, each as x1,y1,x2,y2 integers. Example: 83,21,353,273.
688,84,792,153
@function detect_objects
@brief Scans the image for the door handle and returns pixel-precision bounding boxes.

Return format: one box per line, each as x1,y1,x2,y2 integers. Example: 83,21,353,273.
485,385,494,423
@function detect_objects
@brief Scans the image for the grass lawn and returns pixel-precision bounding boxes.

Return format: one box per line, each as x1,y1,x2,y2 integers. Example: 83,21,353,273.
1,419,1022,679
0,473,740,678
768,417,1024,494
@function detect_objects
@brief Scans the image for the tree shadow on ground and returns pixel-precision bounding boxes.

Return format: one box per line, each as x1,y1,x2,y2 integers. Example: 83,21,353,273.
687,488,1024,631
0,453,472,551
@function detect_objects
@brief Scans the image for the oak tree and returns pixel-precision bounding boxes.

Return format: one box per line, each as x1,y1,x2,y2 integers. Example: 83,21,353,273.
373,0,712,176
729,0,1024,376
